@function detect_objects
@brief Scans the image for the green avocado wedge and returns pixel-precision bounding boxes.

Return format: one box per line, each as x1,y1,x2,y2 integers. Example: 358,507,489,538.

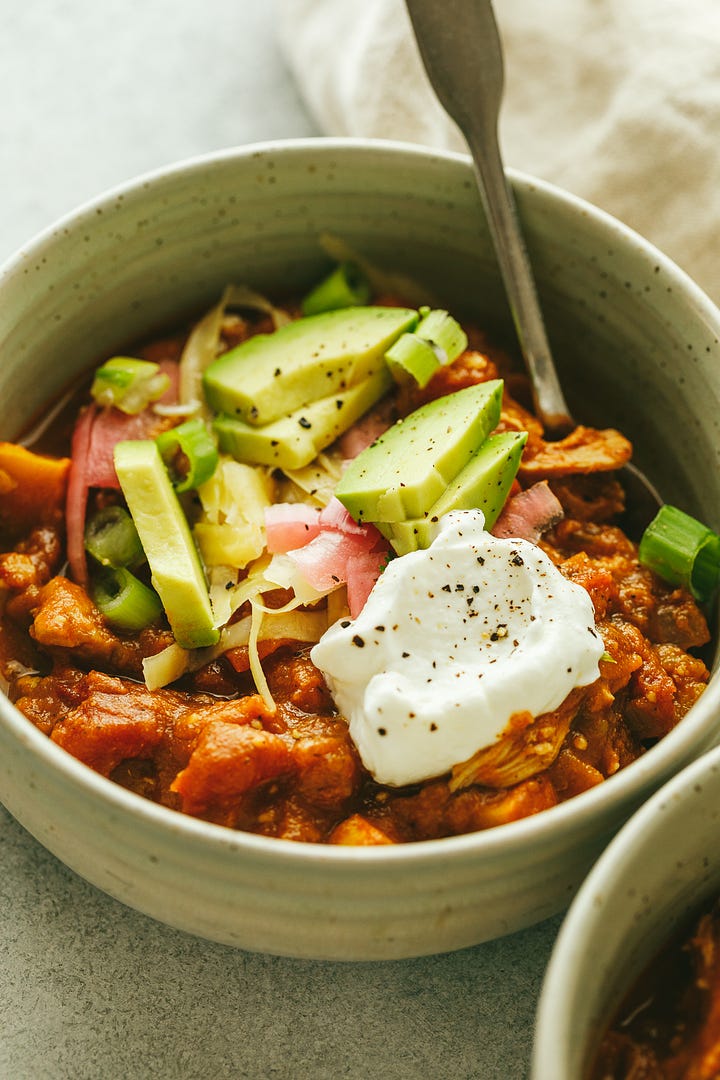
203,305,417,426
113,439,219,649
376,430,527,555
335,380,504,523
213,366,392,470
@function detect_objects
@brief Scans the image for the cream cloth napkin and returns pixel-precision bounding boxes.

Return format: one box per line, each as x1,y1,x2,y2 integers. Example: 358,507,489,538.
277,0,720,304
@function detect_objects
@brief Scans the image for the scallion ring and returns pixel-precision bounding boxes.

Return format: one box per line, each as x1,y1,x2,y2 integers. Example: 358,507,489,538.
84,505,145,568
300,261,372,316
415,308,468,365
638,504,720,601
90,357,170,415
91,567,164,632
155,417,219,493
385,308,468,388
385,332,442,388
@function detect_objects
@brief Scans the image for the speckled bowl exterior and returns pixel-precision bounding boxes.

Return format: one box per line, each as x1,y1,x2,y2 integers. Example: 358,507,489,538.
532,743,720,1079
0,139,719,960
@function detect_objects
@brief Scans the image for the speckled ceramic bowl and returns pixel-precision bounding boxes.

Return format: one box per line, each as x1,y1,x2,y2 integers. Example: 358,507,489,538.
532,742,720,1079
0,139,720,960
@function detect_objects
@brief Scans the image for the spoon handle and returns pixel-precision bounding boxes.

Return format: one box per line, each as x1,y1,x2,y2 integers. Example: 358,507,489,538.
405,0,574,435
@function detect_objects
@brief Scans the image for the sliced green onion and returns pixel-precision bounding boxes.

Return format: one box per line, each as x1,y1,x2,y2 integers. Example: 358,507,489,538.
385,332,442,388
415,308,468,365
155,418,219,493
91,357,170,415
85,505,145,568
300,262,372,316
384,308,468,388
638,505,720,601
91,567,164,631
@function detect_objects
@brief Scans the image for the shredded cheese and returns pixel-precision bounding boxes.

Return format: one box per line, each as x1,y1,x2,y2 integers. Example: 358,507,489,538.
178,285,291,415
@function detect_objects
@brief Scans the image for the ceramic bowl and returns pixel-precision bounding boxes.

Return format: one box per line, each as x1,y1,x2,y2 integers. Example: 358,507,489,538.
1,138,720,961
532,741,720,1079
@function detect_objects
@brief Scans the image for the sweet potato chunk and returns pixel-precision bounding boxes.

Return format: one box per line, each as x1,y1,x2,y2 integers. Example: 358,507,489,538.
329,814,395,846
0,442,70,540
291,733,360,808
31,577,119,652
171,722,293,814
29,576,155,676
50,671,189,775
0,526,63,592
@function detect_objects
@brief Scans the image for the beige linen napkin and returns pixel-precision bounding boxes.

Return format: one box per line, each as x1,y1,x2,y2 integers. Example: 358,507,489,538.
277,0,720,304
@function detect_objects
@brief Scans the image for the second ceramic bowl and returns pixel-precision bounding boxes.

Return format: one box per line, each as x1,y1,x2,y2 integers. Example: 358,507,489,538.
533,741,720,1078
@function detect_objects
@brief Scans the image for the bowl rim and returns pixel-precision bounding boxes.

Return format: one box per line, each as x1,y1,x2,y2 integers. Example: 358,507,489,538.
4,133,720,327
1,134,720,871
532,739,720,1078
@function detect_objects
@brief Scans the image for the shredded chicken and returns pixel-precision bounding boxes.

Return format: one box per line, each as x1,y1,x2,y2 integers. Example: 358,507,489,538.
520,424,633,479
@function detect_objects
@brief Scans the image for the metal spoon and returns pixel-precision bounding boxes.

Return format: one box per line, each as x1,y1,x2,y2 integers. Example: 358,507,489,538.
404,0,662,533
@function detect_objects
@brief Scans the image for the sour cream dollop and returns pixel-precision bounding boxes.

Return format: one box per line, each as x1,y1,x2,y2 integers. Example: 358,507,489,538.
310,509,604,786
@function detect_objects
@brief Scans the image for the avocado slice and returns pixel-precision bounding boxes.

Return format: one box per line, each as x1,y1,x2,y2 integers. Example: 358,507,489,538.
113,439,219,649
335,380,503,523
377,430,527,555
203,305,417,426
213,366,392,470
